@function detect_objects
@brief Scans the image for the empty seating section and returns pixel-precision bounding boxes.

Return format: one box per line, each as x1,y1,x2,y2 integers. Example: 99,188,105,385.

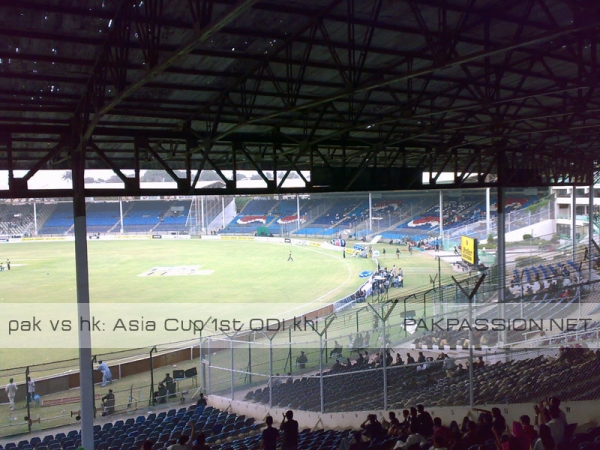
121,201,191,233
86,203,120,233
122,201,167,232
224,215,276,234
1,401,412,450
241,199,278,215
222,200,276,234
38,201,192,235
247,348,600,413
153,200,192,232
39,203,73,235
310,199,362,227
1,193,544,239
223,199,328,234
217,194,546,237
271,200,297,216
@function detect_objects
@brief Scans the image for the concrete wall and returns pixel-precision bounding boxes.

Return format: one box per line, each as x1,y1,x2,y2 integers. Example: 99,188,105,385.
504,219,556,242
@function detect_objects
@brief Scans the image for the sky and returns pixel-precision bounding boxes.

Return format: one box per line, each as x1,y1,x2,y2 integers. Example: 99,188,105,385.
0,169,457,192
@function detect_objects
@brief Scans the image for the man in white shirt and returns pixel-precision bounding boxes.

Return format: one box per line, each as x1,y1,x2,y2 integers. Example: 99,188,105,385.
5,378,18,410
546,408,565,445
27,377,35,404
97,361,113,387
394,424,425,449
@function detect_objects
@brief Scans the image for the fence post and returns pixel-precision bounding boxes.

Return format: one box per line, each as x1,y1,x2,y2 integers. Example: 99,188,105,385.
269,338,273,409
382,315,388,411
403,300,407,337
230,338,235,400
319,334,324,414
149,347,157,407
248,334,252,384
199,331,205,394
368,301,398,411
25,366,31,433
207,338,212,395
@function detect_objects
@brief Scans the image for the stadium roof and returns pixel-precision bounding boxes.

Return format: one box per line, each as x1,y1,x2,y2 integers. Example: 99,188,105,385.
1,0,599,197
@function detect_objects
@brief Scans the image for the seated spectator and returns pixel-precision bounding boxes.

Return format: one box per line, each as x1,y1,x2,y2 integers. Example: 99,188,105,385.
330,341,342,357
296,351,308,369
196,392,208,407
399,409,411,435
417,404,434,436
101,389,115,416
546,397,567,426
395,353,404,365
491,407,507,436
331,360,342,372
385,349,393,367
372,352,382,366
433,417,453,447
382,411,402,436
168,421,196,450
432,435,449,450
168,435,191,450
533,424,555,450
338,431,367,450
443,355,456,377
535,404,564,445
360,414,383,440
450,420,480,450
475,412,495,444
192,432,210,450
473,406,506,436
393,423,425,449
513,415,537,450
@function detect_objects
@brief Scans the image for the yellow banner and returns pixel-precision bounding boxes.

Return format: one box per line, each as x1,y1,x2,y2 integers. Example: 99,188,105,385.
22,237,66,241
461,236,477,265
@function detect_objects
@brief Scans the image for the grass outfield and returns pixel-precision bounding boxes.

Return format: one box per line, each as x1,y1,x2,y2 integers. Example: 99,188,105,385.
0,239,454,370
0,239,461,438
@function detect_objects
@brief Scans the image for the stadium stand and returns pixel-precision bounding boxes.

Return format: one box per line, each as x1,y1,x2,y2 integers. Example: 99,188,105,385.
85,203,121,234
152,200,192,233
0,405,262,450
0,203,43,236
122,201,170,233
222,198,330,235
246,343,600,413
38,203,74,235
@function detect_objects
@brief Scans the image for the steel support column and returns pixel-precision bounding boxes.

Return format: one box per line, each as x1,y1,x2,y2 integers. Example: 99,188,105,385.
486,188,491,239
439,190,444,245
497,186,507,352
589,183,594,277
72,148,95,450
369,192,372,232
573,186,577,259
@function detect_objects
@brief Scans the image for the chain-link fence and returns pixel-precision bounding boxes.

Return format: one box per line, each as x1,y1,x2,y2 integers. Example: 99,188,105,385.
0,343,203,439
201,274,600,414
